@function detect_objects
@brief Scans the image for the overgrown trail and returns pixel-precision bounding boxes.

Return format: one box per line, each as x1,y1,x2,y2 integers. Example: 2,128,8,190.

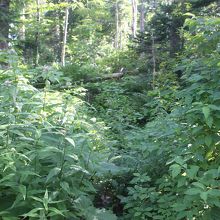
0,0,220,219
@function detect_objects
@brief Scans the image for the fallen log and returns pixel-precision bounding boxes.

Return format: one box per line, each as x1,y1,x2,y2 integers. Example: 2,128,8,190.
58,68,126,90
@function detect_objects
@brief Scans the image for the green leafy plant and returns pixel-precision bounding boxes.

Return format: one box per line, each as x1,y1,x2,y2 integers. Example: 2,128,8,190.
0,59,116,219
121,16,220,220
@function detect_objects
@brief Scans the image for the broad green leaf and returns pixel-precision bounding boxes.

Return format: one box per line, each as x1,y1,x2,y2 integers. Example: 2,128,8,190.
186,165,199,179
200,192,208,202
208,189,220,197
0,125,9,130
213,92,220,101
20,171,41,183
65,137,75,147
60,181,70,193
170,164,181,178
19,137,35,142
172,203,187,212
213,199,220,207
97,162,124,175
30,196,43,203
65,153,78,161
22,208,44,217
202,106,213,127
205,135,212,146
46,167,61,182
202,106,210,120
206,116,213,128
48,207,65,217
174,156,185,165
19,185,26,200
0,174,15,183
9,129,25,137
184,12,196,18
192,182,205,190
177,211,187,220
41,133,63,145
10,194,24,209
83,181,96,193
209,105,220,111
140,194,149,200
0,211,10,215
69,165,89,174
39,146,63,154
134,212,142,217
185,188,202,195
43,189,49,212
177,176,186,187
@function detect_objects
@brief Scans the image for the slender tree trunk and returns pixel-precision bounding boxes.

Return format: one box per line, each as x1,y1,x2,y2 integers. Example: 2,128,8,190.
19,5,27,62
61,4,69,66
35,0,40,66
20,7,26,41
119,29,122,49
115,0,119,49
131,0,137,38
140,0,145,33
58,10,63,61
151,31,156,88
0,0,10,50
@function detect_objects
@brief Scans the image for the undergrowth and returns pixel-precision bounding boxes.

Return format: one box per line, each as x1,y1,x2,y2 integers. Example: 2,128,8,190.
0,16,220,220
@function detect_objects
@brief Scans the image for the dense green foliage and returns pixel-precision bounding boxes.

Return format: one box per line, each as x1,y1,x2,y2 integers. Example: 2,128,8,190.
0,62,119,219
0,0,220,219
119,17,220,219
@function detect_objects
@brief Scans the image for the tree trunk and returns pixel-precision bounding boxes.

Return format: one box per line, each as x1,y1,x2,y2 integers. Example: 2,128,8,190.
0,0,10,50
119,29,122,49
61,4,69,66
58,69,126,89
151,31,156,88
140,0,145,33
35,0,40,66
20,6,26,41
115,0,119,49
131,0,137,38
58,13,63,61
